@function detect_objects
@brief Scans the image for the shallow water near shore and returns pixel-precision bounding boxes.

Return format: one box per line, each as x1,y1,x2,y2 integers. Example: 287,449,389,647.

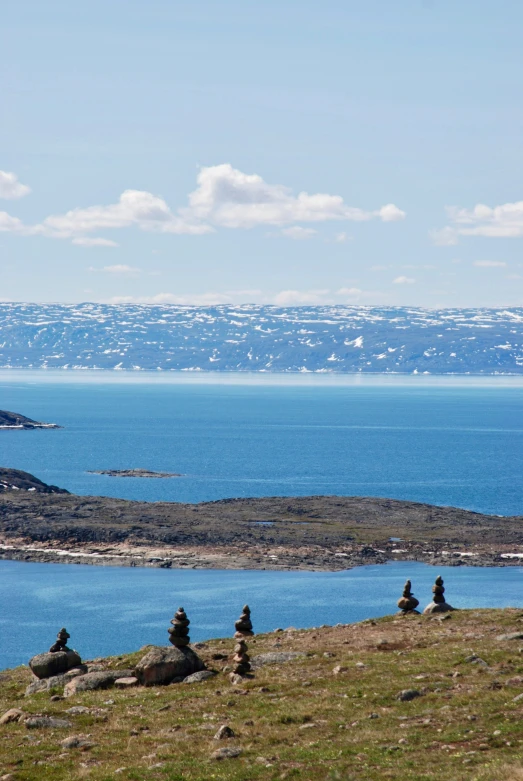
2,559,523,670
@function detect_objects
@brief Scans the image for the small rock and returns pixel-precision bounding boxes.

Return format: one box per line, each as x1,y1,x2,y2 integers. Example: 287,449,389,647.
251,652,305,668
299,723,317,730
496,632,523,642
214,725,235,740
355,662,366,669
60,734,95,750
0,709,25,725
229,673,244,685
464,654,489,667
397,689,422,702
513,693,523,702
183,671,216,684
66,706,91,715
25,716,72,729
211,746,242,760
333,665,348,675
114,677,139,689
368,713,380,719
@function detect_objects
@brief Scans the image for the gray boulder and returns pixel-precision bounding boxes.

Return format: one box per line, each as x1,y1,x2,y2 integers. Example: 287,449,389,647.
29,650,82,680
64,670,135,697
25,716,72,729
25,666,88,696
183,670,216,684
251,652,305,668
135,645,205,686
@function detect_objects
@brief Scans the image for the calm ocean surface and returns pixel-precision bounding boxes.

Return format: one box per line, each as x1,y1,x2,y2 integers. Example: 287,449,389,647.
1,373,523,669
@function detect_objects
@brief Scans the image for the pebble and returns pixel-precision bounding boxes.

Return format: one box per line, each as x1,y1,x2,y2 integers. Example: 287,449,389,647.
211,747,242,760
397,689,422,702
214,725,235,740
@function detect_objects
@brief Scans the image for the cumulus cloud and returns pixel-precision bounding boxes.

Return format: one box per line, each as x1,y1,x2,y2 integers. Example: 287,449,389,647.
473,260,507,267
280,226,317,240
434,200,523,244
73,237,119,247
0,171,31,200
393,276,415,284
0,164,405,244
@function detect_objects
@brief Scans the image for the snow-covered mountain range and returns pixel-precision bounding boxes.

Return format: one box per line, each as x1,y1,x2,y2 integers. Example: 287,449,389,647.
1,303,523,374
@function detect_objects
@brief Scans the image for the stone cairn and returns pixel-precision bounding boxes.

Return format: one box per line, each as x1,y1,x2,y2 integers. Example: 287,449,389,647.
423,575,455,614
168,607,191,647
397,580,420,614
231,605,253,677
49,627,71,653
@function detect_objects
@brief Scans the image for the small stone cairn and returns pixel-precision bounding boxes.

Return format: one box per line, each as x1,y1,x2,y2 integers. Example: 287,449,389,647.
168,607,191,647
49,627,71,653
423,575,455,614
397,580,420,614
231,605,254,679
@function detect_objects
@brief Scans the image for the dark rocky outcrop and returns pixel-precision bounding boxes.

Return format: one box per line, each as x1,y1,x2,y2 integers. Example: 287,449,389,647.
0,410,60,429
0,467,68,494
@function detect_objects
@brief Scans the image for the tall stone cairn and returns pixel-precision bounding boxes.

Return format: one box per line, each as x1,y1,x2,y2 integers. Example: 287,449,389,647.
168,607,191,647
397,580,420,614
234,604,253,638
423,575,455,614
231,605,254,678
49,627,71,653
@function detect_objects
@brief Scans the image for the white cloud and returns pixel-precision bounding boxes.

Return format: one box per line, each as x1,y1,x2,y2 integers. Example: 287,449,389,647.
0,164,405,244
393,276,415,284
280,226,317,240
435,200,523,243
272,289,331,306
473,260,507,267
103,264,141,275
0,171,31,200
185,164,405,229
73,237,119,247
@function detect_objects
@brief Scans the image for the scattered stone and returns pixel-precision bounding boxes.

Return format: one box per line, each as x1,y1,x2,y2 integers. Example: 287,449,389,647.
228,673,244,686
183,671,216,684
214,725,235,740
25,666,88,696
496,632,523,641
397,580,420,614
135,646,205,686
66,706,91,715
168,607,191,648
60,734,95,750
114,677,139,689
333,666,348,675
251,652,305,668
212,746,242,760
513,693,523,702
63,670,135,697
0,709,25,725
423,575,455,615
25,716,72,729
464,654,489,667
234,605,254,639
397,689,422,702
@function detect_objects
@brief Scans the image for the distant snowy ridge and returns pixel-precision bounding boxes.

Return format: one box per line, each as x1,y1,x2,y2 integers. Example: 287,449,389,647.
1,303,523,374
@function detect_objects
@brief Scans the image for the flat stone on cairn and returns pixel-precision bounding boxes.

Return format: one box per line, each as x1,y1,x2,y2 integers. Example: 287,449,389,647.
423,575,455,614
29,628,82,680
397,580,420,615
234,604,253,638
168,607,191,647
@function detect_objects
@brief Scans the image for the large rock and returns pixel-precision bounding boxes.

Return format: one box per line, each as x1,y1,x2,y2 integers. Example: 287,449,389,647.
135,645,205,686
29,650,82,680
25,666,88,696
64,670,135,697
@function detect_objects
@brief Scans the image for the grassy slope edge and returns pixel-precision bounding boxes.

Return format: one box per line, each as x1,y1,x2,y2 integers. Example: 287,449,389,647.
2,610,523,780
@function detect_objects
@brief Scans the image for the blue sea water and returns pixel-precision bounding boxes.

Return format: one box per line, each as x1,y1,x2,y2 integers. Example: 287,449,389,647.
0,372,522,514
2,559,523,670
1,373,523,670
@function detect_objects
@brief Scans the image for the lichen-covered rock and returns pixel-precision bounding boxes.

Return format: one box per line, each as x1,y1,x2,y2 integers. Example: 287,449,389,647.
29,650,82,680
63,670,135,697
25,666,88,696
183,670,216,684
135,645,205,686
25,716,72,729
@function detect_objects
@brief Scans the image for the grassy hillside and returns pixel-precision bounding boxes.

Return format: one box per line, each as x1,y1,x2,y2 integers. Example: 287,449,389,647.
2,610,523,780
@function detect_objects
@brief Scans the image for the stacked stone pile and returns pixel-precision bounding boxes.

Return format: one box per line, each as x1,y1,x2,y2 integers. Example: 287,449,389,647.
29,628,82,680
234,605,253,638
232,639,251,676
423,575,455,614
168,607,190,647
231,605,254,680
49,627,71,653
397,580,420,614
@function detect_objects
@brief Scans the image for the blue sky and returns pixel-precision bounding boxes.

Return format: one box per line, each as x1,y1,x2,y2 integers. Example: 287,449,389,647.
2,0,523,307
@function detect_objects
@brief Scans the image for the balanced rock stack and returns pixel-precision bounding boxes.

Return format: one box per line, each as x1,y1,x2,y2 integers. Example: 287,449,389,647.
168,607,191,647
397,580,420,614
49,627,71,653
423,575,455,614
230,605,254,681
234,604,254,639
29,628,82,680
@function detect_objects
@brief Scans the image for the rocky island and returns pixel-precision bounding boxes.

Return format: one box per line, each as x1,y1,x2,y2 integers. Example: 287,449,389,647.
1,467,523,571
88,469,182,478
0,409,61,430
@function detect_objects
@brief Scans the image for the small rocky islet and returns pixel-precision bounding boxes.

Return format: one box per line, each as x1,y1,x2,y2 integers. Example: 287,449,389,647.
88,469,182,478
0,410,60,430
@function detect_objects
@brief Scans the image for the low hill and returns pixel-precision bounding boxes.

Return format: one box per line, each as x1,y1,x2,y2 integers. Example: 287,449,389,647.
1,609,523,780
0,410,60,429
0,467,68,494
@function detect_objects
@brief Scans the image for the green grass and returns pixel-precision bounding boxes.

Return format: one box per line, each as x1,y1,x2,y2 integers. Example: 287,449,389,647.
3,610,523,780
